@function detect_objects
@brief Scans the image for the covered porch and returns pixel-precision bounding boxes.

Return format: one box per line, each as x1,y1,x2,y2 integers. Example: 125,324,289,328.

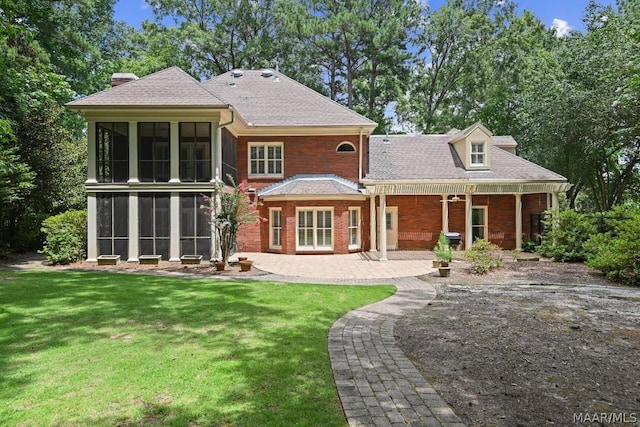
364,181,571,261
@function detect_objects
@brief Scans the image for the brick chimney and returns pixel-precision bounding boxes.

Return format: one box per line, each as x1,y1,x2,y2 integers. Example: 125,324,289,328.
110,73,139,87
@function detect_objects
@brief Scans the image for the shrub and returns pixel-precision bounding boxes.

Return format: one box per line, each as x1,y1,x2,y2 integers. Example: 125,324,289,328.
40,209,87,265
585,207,640,286
538,209,598,262
465,238,502,274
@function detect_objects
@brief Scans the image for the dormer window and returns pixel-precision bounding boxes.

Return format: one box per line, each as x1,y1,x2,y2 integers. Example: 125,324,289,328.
470,142,485,166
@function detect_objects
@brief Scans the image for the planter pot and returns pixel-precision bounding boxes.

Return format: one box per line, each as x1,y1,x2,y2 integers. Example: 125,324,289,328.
97,255,120,265
237,256,248,262
214,261,226,271
432,260,441,268
181,255,203,265
239,260,253,272
139,255,161,265
438,267,451,277
440,261,450,268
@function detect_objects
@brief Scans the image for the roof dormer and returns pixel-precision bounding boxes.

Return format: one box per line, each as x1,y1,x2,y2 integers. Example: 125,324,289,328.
448,122,492,170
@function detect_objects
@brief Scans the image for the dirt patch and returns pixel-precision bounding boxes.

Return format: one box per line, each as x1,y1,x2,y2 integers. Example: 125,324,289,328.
396,262,640,426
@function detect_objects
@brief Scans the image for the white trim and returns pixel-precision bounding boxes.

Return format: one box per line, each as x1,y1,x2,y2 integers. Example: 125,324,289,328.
379,194,387,261
127,121,139,183
169,192,181,262
87,122,97,183
515,194,522,250
87,193,98,262
248,141,284,178
295,207,334,251
348,207,361,250
269,208,282,250
369,195,377,252
169,121,180,182
470,141,486,167
128,192,139,262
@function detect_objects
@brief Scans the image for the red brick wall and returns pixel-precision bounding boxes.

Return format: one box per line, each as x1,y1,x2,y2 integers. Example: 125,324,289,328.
383,195,443,250
235,192,552,253
236,198,369,254
236,135,365,191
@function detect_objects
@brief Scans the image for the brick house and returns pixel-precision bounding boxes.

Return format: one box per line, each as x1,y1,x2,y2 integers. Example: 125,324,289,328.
67,67,570,262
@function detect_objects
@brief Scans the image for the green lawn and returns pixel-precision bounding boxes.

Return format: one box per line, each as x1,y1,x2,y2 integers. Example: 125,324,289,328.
0,271,394,426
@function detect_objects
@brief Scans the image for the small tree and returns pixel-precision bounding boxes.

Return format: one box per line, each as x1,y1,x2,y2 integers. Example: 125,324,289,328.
201,177,264,265
433,231,453,264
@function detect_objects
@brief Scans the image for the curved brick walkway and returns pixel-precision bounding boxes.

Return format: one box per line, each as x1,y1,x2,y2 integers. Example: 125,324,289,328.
329,277,464,427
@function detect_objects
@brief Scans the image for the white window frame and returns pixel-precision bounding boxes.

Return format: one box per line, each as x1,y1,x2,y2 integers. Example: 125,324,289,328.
296,207,334,251
269,208,282,249
470,141,485,166
472,206,488,242
248,142,283,177
348,207,360,249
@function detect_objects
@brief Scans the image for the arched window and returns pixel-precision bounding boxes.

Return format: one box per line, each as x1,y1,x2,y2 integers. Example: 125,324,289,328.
336,142,356,152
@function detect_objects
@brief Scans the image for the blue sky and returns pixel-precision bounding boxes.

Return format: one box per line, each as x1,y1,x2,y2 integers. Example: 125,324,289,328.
114,0,617,35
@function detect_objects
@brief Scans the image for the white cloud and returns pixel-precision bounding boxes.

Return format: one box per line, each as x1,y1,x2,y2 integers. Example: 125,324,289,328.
551,18,572,37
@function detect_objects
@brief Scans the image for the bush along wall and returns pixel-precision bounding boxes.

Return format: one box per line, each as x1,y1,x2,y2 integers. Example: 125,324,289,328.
40,209,87,265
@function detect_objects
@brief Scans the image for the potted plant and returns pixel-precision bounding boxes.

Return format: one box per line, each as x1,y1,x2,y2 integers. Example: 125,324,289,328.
201,176,265,270
434,231,453,276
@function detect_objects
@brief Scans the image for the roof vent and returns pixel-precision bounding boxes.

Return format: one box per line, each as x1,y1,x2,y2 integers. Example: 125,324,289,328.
261,69,274,77
231,69,244,78
382,131,391,145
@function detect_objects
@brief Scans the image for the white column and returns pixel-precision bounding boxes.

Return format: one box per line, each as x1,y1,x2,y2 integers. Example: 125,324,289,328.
169,192,181,261
128,192,139,262
87,192,98,262
379,193,388,261
127,122,139,183
86,121,97,183
441,194,449,233
213,122,221,182
369,194,377,252
170,121,180,183
551,192,559,210
515,193,522,250
465,193,473,250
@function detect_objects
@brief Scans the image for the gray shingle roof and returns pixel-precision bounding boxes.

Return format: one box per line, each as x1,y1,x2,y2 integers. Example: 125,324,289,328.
259,175,362,197
203,70,377,127
66,67,226,108
366,135,566,181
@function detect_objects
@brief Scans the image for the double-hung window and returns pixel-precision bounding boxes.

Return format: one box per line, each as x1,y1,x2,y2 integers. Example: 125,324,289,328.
348,207,360,249
249,142,283,177
297,208,333,250
269,208,282,249
472,206,487,242
470,142,485,166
